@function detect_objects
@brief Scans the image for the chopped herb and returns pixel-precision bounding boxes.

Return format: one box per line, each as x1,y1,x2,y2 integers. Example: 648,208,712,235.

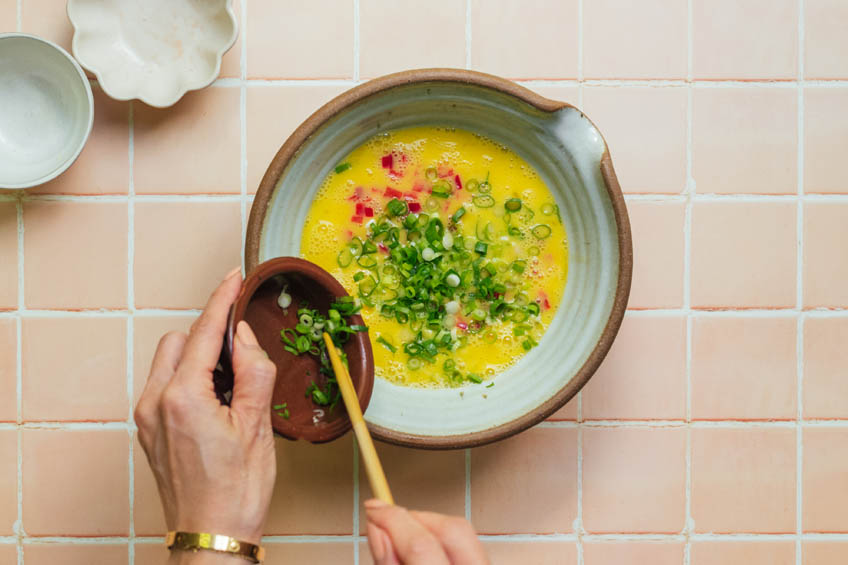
486,382,495,388
376,335,397,353
334,162,352,174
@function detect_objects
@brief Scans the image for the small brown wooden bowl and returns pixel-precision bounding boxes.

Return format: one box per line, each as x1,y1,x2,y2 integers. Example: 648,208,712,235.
220,257,374,443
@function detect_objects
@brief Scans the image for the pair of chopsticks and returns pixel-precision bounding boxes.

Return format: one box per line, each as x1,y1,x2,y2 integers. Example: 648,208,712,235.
323,333,393,504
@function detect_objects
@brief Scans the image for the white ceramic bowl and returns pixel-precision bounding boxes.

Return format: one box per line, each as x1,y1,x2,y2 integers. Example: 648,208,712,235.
247,70,632,449
67,0,238,108
0,33,94,190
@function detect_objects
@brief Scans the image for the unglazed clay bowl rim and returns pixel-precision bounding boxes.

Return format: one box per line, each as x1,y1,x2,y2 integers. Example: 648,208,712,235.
227,257,374,443
246,68,632,449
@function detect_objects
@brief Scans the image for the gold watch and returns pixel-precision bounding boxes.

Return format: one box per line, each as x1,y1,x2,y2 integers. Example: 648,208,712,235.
166,531,265,563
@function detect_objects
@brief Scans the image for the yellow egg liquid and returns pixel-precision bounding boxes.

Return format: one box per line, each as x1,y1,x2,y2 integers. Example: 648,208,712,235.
300,126,568,388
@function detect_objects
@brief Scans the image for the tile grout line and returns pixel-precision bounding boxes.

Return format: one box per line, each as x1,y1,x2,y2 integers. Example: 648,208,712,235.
239,0,248,270
15,0,20,32
353,0,360,82
684,0,694,560
576,1,584,562
15,187,23,565
127,100,137,565
464,0,471,70
796,1,806,562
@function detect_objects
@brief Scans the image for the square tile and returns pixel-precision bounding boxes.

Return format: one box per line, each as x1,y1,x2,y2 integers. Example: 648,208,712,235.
583,87,687,194
134,201,241,309
804,89,848,194
803,428,848,532
218,0,241,78
0,320,15,422
133,88,240,194
360,0,465,79
485,541,578,565
132,544,169,565
802,542,848,564
471,0,578,79
359,443,464,534
133,315,196,406
693,88,797,194
0,202,18,309
23,430,129,535
804,203,848,308
582,315,686,420
133,435,166,536
24,201,127,309
690,541,795,565
31,89,129,194
0,431,17,535
24,544,128,565
22,317,127,421
803,317,848,418
583,541,684,565
691,316,797,420
691,428,796,533
583,428,686,533
626,201,685,308
805,0,848,79
0,0,14,32
691,202,796,308
471,428,577,534
583,0,686,79
21,0,75,53
265,436,353,535
246,85,347,191
264,542,353,564
247,0,353,79
692,0,798,79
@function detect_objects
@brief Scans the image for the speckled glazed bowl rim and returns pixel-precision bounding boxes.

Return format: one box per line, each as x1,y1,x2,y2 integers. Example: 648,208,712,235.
246,68,632,449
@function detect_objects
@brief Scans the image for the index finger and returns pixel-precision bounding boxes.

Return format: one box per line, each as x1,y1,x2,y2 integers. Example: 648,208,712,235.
410,511,489,565
365,501,450,565
175,267,242,382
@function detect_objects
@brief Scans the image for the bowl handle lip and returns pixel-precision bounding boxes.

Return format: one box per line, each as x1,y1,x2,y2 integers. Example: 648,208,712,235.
245,69,633,448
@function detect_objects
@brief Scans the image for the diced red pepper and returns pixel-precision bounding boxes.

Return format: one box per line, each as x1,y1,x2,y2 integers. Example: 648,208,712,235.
364,206,374,217
537,290,551,311
456,321,468,331
351,215,363,224
355,202,364,215
384,186,403,198
454,175,462,189
347,186,364,201
412,183,425,192
381,154,393,169
378,243,389,254
408,202,421,213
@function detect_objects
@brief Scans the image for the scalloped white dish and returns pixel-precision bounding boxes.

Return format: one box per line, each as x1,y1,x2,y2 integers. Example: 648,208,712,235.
67,0,237,108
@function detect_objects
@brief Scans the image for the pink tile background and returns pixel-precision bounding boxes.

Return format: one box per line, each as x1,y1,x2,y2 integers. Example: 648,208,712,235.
1,0,845,562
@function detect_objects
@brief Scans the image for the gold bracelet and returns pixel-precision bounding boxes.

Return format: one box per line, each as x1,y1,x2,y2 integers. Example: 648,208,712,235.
166,531,265,563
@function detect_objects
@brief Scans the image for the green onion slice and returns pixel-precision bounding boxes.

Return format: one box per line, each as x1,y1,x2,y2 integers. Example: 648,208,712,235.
531,224,552,239
504,198,522,212
337,248,353,268
334,162,352,174
472,194,495,208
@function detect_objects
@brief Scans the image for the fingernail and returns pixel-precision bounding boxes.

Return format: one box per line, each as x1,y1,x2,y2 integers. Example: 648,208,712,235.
236,321,259,347
364,498,390,510
225,266,242,280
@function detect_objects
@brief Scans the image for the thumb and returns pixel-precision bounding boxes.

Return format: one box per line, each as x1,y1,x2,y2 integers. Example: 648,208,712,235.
230,321,277,421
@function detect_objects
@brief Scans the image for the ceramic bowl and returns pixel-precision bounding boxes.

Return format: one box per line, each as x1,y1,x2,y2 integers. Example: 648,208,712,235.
67,0,238,108
246,69,632,449
217,257,374,443
0,33,93,189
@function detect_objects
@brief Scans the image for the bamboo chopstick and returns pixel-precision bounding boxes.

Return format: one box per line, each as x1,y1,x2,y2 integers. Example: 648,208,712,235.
322,332,394,504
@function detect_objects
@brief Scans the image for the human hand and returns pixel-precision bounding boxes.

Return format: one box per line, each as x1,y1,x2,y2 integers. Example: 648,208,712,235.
135,268,278,555
365,500,489,565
